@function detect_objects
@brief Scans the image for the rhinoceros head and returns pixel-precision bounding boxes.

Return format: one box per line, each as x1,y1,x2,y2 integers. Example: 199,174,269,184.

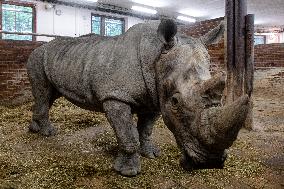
156,20,249,170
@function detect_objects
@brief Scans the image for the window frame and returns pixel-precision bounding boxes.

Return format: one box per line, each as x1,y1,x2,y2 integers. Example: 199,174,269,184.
0,1,36,41
91,13,125,36
254,35,266,45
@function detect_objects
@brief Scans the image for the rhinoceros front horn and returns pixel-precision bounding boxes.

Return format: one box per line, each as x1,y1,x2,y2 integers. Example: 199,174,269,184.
200,95,249,150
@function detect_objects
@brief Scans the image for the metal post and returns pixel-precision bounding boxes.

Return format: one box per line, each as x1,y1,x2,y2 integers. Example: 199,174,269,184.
225,0,247,103
224,0,235,103
245,14,254,97
234,0,247,98
244,14,255,130
225,0,254,129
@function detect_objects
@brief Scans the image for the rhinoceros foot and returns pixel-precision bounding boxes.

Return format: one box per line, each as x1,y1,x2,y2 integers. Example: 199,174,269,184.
140,140,161,159
29,121,57,136
114,152,141,176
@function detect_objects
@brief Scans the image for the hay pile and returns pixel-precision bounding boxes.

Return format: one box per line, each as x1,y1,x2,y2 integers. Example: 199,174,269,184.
0,98,270,189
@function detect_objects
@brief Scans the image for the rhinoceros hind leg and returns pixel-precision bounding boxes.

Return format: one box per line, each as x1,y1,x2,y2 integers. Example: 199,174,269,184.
137,112,161,159
29,120,57,136
29,91,60,136
103,100,140,176
28,70,59,136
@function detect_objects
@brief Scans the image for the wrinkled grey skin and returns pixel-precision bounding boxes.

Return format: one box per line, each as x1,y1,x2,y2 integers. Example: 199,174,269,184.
27,19,249,176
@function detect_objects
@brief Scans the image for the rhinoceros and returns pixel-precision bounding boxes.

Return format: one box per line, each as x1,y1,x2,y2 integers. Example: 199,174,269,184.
27,19,249,176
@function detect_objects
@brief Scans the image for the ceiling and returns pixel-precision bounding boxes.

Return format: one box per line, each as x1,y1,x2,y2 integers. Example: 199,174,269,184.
59,0,284,28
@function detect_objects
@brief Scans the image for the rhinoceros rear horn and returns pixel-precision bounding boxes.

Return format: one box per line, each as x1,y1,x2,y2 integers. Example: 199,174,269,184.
201,21,225,46
201,72,226,95
158,19,177,45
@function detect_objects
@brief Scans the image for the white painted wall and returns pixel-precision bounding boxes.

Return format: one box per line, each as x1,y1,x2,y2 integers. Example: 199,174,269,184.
280,32,284,43
127,17,145,29
266,33,282,44
20,0,144,41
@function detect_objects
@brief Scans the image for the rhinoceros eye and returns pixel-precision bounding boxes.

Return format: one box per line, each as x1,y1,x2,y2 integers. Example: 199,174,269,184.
172,96,179,106
201,95,211,108
201,95,210,100
171,93,180,108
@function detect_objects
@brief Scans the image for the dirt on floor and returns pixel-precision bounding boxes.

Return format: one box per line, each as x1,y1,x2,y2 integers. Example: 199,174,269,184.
0,67,283,189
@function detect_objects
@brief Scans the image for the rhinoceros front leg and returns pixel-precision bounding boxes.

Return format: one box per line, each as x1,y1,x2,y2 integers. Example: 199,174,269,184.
103,100,140,176
137,112,161,158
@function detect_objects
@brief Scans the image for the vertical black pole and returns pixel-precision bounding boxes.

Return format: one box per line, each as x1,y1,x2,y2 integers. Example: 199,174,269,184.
245,14,254,97
244,14,255,130
225,0,234,103
234,0,247,98
225,0,247,102
225,0,254,129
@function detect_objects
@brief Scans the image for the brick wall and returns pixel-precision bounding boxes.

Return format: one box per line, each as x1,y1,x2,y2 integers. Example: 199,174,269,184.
179,18,284,69
178,17,225,71
1,21,284,106
179,17,224,37
254,43,284,67
0,40,44,105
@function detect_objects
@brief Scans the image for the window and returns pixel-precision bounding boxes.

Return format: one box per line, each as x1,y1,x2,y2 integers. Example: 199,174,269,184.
254,35,266,45
0,2,36,41
91,14,125,36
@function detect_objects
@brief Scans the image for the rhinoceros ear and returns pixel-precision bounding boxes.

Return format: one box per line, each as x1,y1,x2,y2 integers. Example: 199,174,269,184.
201,21,225,46
158,19,177,45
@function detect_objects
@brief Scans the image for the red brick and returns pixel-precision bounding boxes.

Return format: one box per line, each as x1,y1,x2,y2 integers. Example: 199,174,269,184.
0,39,45,104
180,18,284,69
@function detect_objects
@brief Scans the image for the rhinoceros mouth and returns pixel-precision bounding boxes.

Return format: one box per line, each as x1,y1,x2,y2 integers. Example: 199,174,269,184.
180,146,227,171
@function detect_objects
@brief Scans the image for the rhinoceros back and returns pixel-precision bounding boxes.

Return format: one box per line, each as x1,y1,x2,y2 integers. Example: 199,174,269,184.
36,23,161,111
